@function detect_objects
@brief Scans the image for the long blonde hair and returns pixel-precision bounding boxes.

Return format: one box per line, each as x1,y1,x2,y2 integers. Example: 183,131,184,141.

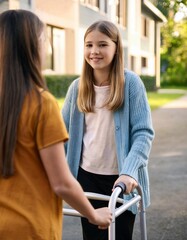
77,20,125,113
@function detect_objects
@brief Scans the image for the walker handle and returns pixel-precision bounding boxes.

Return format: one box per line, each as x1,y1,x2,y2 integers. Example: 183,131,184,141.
114,182,126,193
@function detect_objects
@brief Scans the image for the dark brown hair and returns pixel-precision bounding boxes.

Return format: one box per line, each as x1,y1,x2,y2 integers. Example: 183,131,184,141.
0,10,46,177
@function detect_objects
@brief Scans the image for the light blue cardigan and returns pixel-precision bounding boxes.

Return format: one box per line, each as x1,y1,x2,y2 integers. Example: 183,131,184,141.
62,70,154,214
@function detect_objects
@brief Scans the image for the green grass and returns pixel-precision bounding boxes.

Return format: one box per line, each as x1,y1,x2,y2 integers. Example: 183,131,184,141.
56,98,64,109
161,86,187,90
56,92,186,110
147,93,184,110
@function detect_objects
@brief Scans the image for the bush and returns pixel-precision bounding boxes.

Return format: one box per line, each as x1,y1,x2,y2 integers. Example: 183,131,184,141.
161,68,187,87
45,74,157,97
140,75,156,92
45,74,79,98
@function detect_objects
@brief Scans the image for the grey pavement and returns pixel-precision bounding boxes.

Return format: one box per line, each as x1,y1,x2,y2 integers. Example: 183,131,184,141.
62,93,187,240
157,88,187,94
133,93,187,240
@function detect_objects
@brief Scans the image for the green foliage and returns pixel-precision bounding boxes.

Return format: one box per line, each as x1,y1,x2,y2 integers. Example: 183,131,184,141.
156,0,170,17
140,75,156,91
45,74,79,98
150,0,187,17
153,0,187,86
161,18,187,86
45,74,157,99
146,1,187,86
147,92,184,110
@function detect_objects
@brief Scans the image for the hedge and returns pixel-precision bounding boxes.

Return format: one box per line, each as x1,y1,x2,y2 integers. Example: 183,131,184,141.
45,74,156,98
45,74,79,98
140,75,156,92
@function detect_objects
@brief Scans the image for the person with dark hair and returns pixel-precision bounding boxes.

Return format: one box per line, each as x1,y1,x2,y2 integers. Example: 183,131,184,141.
62,20,155,240
0,10,112,239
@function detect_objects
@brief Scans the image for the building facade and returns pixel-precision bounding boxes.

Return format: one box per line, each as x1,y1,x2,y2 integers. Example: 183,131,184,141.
0,0,166,87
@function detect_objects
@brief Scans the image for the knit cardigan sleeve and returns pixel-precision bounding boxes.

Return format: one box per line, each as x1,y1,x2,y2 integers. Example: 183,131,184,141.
119,71,155,182
61,79,79,154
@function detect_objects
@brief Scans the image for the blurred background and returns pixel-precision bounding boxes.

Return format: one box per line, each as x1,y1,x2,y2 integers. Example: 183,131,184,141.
1,0,186,97
1,1,186,239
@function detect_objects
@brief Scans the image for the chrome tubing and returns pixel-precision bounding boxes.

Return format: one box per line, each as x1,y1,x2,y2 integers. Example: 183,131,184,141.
108,183,147,240
62,183,147,240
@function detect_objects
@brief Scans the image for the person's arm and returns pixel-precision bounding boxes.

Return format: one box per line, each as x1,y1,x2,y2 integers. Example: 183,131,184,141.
40,141,112,228
114,73,154,194
61,80,78,154
62,80,79,133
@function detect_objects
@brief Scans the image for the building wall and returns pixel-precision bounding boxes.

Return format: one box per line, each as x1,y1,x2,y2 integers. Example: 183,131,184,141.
127,0,141,73
35,0,129,74
34,0,79,74
141,17,156,76
0,1,9,13
77,0,128,74
0,0,163,83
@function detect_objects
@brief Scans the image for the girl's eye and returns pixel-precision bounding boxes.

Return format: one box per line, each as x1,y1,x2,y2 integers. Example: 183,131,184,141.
85,44,92,48
99,44,107,47
85,43,108,48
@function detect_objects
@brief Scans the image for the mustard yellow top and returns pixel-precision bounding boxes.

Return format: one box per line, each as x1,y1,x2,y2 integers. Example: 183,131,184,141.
0,90,68,240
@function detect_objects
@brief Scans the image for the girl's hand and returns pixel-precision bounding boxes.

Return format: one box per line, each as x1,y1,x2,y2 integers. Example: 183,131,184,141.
113,175,138,194
88,207,112,229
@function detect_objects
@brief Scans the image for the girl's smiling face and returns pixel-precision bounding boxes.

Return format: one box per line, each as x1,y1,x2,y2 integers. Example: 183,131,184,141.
84,30,116,72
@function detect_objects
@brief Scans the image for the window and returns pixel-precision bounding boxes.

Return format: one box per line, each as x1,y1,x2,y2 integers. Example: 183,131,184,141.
80,0,108,13
116,0,127,27
44,25,65,73
141,57,148,68
45,26,53,70
130,56,136,72
80,0,99,8
142,16,149,37
104,0,107,13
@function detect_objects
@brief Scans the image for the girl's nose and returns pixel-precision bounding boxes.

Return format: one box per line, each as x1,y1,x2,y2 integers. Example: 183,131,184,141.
91,47,99,54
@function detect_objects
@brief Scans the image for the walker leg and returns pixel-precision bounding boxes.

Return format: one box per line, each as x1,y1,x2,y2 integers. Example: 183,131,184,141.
140,210,147,240
108,220,115,240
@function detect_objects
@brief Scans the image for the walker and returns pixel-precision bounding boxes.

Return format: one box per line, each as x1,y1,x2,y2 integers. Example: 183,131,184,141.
63,182,147,240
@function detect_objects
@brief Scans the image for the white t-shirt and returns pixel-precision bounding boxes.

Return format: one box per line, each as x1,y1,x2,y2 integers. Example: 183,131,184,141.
81,84,118,175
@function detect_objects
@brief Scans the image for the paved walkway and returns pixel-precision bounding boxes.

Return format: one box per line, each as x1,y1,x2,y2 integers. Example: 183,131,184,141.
157,88,187,94
133,94,187,240
63,93,187,240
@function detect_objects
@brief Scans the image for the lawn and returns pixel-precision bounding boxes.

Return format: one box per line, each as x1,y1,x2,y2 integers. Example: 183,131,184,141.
56,91,186,110
147,92,184,110
56,98,64,109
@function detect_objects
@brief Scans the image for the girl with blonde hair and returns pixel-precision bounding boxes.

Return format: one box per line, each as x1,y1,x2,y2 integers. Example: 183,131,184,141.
62,20,154,240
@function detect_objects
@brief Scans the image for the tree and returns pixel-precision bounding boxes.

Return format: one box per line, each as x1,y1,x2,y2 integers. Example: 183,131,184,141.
161,18,187,86
150,0,187,86
150,0,187,17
